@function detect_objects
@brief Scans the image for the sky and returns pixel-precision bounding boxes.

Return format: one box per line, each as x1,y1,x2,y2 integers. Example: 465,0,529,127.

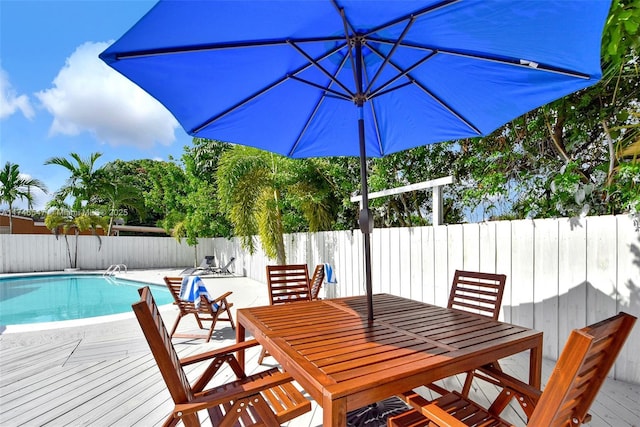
1,0,192,212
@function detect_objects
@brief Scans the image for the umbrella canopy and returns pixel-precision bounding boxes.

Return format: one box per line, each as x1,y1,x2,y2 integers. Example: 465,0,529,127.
101,0,611,321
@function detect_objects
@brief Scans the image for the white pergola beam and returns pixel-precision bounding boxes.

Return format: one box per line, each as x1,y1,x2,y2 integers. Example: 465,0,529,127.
350,175,454,226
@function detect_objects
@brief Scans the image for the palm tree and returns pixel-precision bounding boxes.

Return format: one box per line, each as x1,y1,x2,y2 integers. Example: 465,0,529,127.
99,181,146,235
44,152,104,209
217,146,334,264
44,201,108,269
0,162,48,234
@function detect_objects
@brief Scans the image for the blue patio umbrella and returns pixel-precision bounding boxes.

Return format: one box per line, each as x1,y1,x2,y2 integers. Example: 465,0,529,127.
101,0,611,322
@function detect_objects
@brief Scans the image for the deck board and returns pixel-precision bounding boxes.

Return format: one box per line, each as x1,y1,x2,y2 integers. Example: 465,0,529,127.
1,289,638,427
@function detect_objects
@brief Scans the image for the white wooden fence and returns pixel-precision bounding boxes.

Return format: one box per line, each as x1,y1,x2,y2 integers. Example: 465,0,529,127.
0,234,214,273
1,214,638,384
211,214,640,385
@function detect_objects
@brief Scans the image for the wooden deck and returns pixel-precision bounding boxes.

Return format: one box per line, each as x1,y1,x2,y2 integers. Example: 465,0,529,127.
1,275,639,426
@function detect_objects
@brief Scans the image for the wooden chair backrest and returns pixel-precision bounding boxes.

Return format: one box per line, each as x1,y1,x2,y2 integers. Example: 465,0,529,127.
448,270,506,320
309,264,325,300
528,312,636,426
164,276,210,315
131,287,194,404
266,264,311,305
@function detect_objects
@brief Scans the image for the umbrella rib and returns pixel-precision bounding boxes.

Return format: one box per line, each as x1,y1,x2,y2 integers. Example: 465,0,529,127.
288,40,355,99
336,5,359,91
363,73,385,156
191,40,351,134
191,75,289,134
439,49,592,79
288,75,352,102
363,0,460,38
366,43,481,134
288,53,351,157
365,16,416,95
369,38,592,80
367,50,437,100
416,83,483,135
111,36,345,59
369,81,414,100
332,0,356,35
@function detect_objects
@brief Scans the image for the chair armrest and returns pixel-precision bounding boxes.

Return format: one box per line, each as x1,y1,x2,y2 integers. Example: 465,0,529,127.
173,369,293,416
183,339,262,391
418,403,468,427
180,339,259,366
213,291,233,302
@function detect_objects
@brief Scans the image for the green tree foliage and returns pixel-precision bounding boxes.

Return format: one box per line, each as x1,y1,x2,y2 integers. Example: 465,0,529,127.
44,201,108,268
368,143,463,226
99,159,161,227
98,180,146,236
44,152,105,210
180,138,232,241
43,152,111,266
45,152,148,237
142,159,189,235
602,0,640,67
454,0,639,221
133,140,232,264
0,161,48,234
317,156,361,230
217,145,335,264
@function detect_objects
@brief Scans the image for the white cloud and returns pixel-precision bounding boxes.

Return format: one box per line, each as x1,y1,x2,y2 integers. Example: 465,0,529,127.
0,67,35,120
35,42,179,149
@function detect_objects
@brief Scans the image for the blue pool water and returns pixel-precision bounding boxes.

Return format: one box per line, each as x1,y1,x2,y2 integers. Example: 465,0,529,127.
0,274,173,325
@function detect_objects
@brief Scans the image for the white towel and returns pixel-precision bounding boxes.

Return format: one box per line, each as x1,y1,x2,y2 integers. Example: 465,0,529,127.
179,276,218,309
324,263,337,284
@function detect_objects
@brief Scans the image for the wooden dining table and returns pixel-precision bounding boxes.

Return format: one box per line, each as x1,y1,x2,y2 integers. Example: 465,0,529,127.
236,293,543,427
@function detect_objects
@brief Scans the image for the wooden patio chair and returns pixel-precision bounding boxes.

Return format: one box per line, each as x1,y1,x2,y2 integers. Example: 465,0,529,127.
266,264,311,304
426,270,507,397
389,311,637,427
164,276,235,342
132,286,311,427
258,264,311,364
309,264,325,300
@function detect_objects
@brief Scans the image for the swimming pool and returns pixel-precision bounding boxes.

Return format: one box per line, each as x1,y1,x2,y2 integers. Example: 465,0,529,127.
0,274,173,325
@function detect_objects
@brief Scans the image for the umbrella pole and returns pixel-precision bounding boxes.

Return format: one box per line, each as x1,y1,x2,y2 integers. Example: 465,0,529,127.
358,110,374,323
354,37,374,323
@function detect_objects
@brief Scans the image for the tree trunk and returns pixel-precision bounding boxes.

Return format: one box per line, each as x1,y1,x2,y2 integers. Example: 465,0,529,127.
273,189,287,265
8,204,13,234
64,234,73,268
275,219,286,265
107,214,114,236
73,229,79,269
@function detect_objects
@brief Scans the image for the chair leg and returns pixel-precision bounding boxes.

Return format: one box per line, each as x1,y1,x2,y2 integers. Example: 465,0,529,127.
205,324,215,343
424,382,450,396
258,348,269,365
488,388,536,419
226,305,236,330
205,310,223,343
193,313,205,330
175,412,201,427
462,361,502,398
169,314,184,337
162,413,180,427
461,370,474,397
